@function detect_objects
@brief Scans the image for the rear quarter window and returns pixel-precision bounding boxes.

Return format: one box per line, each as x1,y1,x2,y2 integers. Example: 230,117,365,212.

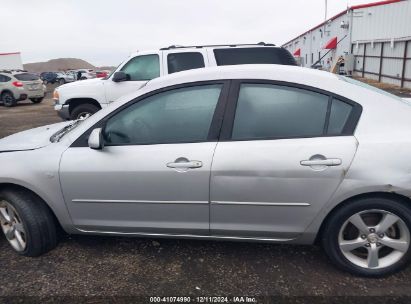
214,47,296,66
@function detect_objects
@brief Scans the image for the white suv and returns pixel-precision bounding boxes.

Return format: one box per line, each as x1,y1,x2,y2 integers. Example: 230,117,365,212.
53,43,296,120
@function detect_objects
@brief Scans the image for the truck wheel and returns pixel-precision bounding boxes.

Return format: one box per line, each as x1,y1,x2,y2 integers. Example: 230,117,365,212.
70,104,100,120
59,78,65,85
0,188,58,256
30,97,44,104
1,92,17,107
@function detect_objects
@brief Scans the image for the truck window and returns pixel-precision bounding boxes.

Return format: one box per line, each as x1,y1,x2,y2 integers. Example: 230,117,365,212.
213,47,296,66
121,54,160,81
167,52,205,74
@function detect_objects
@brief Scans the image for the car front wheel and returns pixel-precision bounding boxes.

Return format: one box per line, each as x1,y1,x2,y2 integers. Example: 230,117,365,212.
322,196,411,277
70,103,99,120
0,189,58,256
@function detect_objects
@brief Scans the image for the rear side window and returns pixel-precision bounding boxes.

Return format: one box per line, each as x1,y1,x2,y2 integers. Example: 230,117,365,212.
0,75,11,82
167,52,205,74
214,48,296,66
232,84,329,140
121,54,160,81
13,73,40,81
328,98,353,135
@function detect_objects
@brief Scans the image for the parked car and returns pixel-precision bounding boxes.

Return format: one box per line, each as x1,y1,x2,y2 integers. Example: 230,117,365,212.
55,72,75,85
75,69,96,80
2,65,411,277
95,70,110,78
12,72,46,103
40,72,75,85
53,43,296,120
0,72,29,106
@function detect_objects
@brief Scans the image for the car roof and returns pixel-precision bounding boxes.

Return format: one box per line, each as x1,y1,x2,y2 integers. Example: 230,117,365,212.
145,64,340,91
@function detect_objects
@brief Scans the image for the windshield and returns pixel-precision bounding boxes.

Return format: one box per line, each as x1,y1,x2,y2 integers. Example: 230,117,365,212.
339,76,403,101
14,73,40,81
50,120,84,143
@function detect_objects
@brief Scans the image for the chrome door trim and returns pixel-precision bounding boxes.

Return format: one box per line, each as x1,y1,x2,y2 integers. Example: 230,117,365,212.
72,199,209,204
211,201,310,207
76,228,295,242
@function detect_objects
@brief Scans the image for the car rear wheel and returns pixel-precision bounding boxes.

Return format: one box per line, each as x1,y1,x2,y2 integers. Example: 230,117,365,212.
30,97,44,104
1,92,17,107
59,78,65,85
70,103,99,120
0,189,58,256
322,196,411,277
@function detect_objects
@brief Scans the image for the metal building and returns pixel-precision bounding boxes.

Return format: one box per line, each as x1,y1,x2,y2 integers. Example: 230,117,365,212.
282,0,411,89
0,52,23,70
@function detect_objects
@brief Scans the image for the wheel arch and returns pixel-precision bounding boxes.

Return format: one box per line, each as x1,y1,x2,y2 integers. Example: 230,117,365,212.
315,191,411,244
0,182,65,231
66,98,101,114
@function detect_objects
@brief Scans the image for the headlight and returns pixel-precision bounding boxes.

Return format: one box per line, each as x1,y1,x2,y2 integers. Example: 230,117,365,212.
53,89,59,101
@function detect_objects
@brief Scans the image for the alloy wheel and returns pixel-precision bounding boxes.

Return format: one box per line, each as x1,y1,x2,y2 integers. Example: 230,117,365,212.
0,200,27,252
338,209,410,269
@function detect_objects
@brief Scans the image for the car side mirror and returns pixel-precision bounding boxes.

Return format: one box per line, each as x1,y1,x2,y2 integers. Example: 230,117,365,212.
112,71,130,82
88,128,104,150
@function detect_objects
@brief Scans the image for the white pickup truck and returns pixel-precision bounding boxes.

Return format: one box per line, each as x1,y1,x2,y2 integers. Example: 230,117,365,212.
53,43,296,120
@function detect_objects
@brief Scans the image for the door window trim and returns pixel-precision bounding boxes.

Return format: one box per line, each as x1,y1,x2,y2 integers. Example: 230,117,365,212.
71,80,231,148
219,79,362,142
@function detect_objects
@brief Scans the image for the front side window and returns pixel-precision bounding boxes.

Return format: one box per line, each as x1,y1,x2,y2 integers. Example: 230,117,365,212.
120,54,160,81
232,84,329,140
167,52,205,74
104,84,222,145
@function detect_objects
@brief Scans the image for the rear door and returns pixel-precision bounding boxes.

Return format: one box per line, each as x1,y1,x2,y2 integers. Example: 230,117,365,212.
210,81,361,239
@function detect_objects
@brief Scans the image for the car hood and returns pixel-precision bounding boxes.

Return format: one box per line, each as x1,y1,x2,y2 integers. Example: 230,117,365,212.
59,77,102,89
0,121,72,152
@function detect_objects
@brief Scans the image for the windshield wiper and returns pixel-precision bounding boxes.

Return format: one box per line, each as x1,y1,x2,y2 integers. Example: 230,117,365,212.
50,120,82,143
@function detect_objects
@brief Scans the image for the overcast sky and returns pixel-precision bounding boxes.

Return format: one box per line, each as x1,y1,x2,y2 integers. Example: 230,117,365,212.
1,0,369,66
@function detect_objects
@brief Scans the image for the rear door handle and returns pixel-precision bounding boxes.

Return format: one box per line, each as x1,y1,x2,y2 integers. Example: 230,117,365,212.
300,158,342,166
167,160,203,169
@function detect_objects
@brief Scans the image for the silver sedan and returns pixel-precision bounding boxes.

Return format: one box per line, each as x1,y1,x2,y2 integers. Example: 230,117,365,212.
1,65,411,277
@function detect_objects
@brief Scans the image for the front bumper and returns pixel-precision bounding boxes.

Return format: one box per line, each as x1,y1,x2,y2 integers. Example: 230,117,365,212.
54,103,70,120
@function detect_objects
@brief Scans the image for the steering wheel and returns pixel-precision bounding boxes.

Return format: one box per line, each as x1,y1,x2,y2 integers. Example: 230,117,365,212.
105,130,131,143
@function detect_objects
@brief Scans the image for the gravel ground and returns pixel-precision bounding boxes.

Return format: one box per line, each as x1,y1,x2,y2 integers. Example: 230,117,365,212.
1,83,411,302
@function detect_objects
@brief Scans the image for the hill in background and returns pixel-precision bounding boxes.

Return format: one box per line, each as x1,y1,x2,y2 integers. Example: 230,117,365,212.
23,58,114,73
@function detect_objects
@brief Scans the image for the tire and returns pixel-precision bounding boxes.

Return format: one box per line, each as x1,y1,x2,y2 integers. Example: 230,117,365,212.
70,103,100,120
1,91,17,107
30,97,44,104
43,80,48,85
59,78,65,85
80,77,87,80
322,196,411,277
0,188,58,257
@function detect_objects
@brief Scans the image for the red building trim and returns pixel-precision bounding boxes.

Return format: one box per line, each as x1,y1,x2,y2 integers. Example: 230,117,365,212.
0,52,21,56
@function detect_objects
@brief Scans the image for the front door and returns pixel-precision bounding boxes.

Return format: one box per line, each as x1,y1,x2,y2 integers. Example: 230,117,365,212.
104,52,163,104
60,82,228,235
210,81,360,239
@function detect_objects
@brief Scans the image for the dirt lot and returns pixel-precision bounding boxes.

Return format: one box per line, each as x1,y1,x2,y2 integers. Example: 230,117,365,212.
1,84,411,302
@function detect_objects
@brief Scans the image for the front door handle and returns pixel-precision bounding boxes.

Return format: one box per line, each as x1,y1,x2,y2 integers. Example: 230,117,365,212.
300,158,342,166
167,157,203,169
